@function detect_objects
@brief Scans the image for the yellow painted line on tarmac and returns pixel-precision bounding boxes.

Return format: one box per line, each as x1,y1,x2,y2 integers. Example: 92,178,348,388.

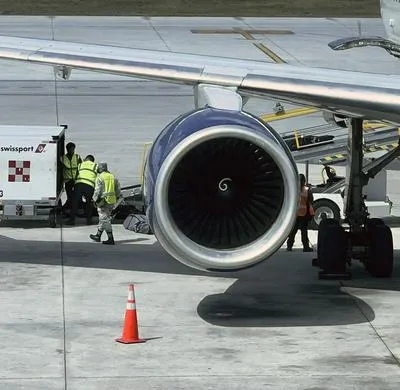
190,28,289,64
362,122,388,132
260,107,320,122
241,31,255,40
252,42,286,63
236,31,286,64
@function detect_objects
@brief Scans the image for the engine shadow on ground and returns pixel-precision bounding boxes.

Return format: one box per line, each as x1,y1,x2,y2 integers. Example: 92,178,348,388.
197,252,400,328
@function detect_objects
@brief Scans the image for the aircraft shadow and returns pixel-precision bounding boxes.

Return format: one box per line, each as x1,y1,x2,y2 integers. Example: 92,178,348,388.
0,232,215,277
197,251,400,328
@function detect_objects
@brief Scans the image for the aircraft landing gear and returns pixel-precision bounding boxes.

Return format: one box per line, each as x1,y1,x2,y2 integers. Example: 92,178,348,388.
315,118,399,279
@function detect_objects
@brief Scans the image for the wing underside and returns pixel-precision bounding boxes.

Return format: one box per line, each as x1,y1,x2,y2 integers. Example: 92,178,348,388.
0,35,399,124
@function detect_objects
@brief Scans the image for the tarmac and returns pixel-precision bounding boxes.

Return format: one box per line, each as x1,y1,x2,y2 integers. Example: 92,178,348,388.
1,16,400,389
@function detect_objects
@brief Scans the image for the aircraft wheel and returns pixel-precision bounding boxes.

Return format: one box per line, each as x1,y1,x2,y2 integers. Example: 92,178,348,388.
317,219,348,274
366,218,385,228
316,217,338,253
310,199,341,230
366,222,393,278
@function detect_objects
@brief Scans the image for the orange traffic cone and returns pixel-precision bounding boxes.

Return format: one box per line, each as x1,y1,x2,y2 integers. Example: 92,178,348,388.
116,284,146,344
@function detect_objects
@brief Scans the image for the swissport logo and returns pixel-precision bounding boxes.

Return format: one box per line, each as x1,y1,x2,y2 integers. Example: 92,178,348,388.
0,144,46,153
35,144,46,153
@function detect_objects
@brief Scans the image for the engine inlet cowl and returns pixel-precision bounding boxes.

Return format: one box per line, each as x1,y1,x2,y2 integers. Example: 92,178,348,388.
152,124,299,272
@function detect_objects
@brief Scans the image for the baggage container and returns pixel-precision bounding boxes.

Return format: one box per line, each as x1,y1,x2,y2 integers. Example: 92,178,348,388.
0,125,67,227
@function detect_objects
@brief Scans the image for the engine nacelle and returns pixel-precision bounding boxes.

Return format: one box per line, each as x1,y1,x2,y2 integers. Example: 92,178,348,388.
143,107,299,271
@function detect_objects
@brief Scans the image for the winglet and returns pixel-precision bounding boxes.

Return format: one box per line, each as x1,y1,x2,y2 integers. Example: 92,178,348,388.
328,36,400,58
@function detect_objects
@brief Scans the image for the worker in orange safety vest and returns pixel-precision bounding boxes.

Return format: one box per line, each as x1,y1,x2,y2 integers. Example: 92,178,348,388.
286,173,315,252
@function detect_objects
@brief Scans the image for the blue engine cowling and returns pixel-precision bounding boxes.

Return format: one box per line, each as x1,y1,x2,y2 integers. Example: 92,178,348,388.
143,107,299,271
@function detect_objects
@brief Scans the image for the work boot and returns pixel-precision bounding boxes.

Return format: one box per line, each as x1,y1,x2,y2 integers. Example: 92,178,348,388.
102,232,115,245
303,247,313,252
89,230,103,242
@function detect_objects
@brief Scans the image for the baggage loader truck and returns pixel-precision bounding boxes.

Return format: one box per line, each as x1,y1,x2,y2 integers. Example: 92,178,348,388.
310,167,392,230
0,125,67,227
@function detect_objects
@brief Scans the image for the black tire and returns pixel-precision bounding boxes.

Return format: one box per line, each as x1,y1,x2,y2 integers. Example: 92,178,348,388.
317,218,337,256
49,209,57,228
318,220,347,273
310,199,341,230
366,223,393,277
366,218,385,229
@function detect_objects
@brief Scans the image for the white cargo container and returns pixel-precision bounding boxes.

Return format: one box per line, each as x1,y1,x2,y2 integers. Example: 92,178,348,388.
0,125,67,226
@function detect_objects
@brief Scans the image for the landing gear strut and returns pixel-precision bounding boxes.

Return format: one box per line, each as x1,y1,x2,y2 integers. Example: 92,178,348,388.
316,118,398,279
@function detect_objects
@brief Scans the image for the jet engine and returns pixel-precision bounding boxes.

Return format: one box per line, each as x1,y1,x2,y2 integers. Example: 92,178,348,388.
143,107,299,271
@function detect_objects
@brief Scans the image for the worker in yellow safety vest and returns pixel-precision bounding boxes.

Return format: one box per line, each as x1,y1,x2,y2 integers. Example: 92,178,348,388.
89,162,121,245
286,173,315,252
62,142,82,215
66,155,98,225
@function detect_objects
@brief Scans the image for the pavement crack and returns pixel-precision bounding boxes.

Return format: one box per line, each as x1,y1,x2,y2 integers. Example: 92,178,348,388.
147,19,171,52
60,222,68,390
341,281,400,368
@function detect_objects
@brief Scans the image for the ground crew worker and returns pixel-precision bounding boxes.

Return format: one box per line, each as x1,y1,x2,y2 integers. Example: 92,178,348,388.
66,155,97,225
89,162,121,245
286,173,314,252
323,165,343,186
62,142,82,214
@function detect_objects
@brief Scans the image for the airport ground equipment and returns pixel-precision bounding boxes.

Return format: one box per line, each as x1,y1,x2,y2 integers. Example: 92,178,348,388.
0,125,67,227
111,184,144,219
290,123,399,163
279,120,397,233
309,166,392,230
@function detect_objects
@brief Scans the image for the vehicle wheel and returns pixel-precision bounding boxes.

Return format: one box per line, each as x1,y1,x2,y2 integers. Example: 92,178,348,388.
317,219,347,273
49,209,57,228
366,223,393,277
310,199,341,230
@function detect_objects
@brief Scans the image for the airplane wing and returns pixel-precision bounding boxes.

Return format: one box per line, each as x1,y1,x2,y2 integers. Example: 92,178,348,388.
0,35,400,124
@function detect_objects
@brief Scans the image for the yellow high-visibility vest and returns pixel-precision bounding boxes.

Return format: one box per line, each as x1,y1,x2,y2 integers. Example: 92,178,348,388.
75,161,98,188
100,172,117,205
63,153,80,181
